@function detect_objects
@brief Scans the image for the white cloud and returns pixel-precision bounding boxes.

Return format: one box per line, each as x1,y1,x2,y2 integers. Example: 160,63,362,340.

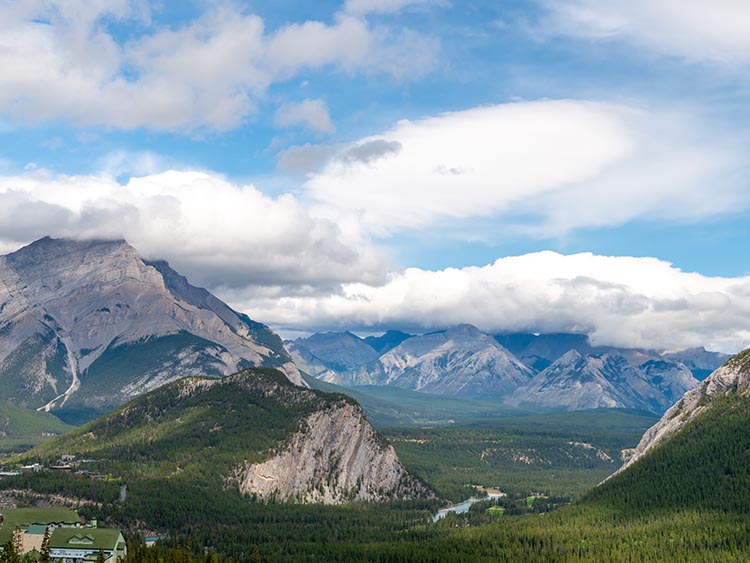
538,0,750,65
344,0,447,16
0,3,439,131
236,252,750,353
0,169,387,290
300,100,744,236
275,99,335,134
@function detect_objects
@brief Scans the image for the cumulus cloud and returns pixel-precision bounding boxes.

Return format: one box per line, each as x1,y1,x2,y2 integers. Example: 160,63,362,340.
275,99,335,134
537,0,750,65
0,2,439,131
299,100,745,236
0,170,388,290
235,252,750,353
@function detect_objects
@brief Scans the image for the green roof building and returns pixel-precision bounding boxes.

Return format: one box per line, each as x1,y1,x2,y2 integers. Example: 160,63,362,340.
0,508,81,545
49,528,127,563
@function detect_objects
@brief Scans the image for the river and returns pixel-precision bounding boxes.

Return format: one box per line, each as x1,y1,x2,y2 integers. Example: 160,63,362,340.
432,492,504,522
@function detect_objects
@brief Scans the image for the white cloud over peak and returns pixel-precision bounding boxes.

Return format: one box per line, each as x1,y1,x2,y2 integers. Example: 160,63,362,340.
235,252,750,353
297,100,744,236
0,170,387,290
0,2,438,131
538,0,750,65
275,99,335,134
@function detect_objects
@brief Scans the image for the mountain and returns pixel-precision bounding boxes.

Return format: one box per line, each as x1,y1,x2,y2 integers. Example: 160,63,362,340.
494,332,596,371
297,326,727,411
613,349,749,476
510,350,698,413
363,330,414,354
0,400,72,452
330,324,534,399
587,349,750,515
662,346,732,380
286,332,379,375
0,237,301,420
26,368,432,504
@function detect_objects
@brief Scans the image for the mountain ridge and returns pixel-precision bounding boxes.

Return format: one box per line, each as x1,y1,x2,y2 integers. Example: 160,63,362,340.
294,325,728,412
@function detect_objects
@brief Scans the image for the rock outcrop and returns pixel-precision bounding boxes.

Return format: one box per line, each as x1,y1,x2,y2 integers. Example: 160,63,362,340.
612,349,750,477
234,401,430,504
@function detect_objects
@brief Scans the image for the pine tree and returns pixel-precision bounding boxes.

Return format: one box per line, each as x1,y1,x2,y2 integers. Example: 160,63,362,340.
96,549,106,563
39,527,51,563
0,537,19,563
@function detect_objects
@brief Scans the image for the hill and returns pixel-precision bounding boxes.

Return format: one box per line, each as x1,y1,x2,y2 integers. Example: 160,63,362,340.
0,401,72,452
21,367,430,505
0,237,301,423
586,349,750,513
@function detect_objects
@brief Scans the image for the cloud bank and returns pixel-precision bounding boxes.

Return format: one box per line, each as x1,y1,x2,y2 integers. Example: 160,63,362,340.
0,170,387,290
235,252,750,353
297,100,744,236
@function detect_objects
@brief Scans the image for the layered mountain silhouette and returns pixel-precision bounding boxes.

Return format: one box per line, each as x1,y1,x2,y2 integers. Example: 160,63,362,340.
288,326,729,414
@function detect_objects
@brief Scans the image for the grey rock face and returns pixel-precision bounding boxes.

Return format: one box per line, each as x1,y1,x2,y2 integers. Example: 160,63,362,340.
0,237,302,412
612,350,749,477
233,401,432,504
334,324,534,399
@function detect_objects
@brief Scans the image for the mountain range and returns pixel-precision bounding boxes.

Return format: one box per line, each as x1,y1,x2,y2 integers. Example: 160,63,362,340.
0,237,301,422
288,326,729,414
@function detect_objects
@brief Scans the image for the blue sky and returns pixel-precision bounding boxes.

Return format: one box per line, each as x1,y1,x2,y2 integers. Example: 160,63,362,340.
0,0,749,350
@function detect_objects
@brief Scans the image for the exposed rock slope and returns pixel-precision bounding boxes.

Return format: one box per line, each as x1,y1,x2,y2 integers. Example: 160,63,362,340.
0,237,301,415
613,349,750,476
235,401,424,503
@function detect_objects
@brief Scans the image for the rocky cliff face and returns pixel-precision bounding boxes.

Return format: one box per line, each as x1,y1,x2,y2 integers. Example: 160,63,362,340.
0,237,302,415
613,350,750,477
233,401,430,504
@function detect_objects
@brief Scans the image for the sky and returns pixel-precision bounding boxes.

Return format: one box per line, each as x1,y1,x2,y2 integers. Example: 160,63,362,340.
0,0,749,352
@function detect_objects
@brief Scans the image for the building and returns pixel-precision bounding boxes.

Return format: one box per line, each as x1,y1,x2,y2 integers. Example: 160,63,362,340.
49,528,127,563
0,508,82,547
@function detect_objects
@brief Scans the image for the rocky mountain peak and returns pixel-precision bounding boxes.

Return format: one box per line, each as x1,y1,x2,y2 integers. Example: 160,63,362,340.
0,236,302,419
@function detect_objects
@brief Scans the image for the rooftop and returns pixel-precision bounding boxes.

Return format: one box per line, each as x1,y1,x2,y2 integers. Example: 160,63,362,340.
50,528,123,551
0,508,80,543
